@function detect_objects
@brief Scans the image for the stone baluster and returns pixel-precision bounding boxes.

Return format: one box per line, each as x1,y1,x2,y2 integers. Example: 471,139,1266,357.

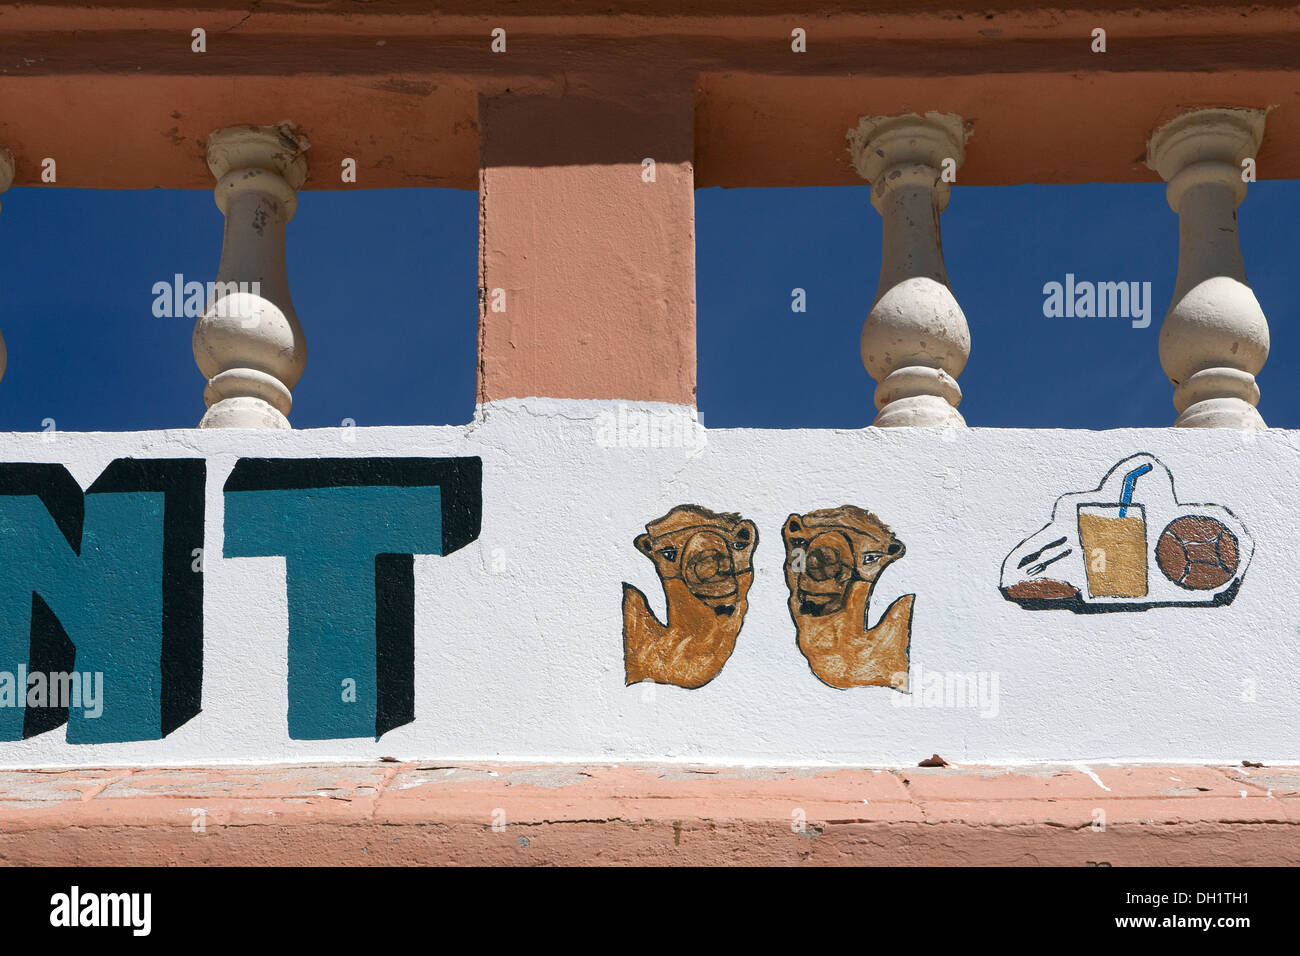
193,125,309,428
0,147,11,382
0,147,12,212
848,112,970,427
1146,108,1268,429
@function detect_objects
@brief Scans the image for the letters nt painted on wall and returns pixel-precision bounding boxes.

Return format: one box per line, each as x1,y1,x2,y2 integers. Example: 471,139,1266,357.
0,456,482,744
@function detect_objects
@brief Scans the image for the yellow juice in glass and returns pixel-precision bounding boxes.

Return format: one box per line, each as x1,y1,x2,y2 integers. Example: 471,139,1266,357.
1077,503,1148,598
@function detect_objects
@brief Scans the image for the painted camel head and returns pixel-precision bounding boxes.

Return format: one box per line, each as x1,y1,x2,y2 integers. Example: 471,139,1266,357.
622,505,758,688
782,506,914,689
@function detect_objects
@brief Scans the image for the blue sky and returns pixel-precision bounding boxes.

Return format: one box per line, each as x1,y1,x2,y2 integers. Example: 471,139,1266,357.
0,179,1295,431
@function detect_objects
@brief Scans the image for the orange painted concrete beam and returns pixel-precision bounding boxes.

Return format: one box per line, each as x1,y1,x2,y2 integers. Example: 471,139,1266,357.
1,762,1296,865
2,2,1300,189
478,92,696,405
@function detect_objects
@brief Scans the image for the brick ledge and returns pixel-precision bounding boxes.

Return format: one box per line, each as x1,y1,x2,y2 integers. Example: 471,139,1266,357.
1,762,1296,865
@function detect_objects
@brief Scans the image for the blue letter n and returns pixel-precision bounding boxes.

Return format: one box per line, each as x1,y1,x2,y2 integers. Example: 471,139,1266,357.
0,459,205,743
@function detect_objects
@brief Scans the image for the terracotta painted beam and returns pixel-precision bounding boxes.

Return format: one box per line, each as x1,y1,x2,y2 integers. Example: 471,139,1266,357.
0,761,1296,866
2,3,1300,189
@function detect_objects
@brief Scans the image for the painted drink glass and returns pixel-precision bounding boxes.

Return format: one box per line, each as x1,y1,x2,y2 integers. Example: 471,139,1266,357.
1077,502,1148,598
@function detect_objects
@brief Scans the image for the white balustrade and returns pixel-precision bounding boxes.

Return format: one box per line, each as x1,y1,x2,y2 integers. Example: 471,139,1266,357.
193,125,309,428
848,112,971,427
1147,108,1268,429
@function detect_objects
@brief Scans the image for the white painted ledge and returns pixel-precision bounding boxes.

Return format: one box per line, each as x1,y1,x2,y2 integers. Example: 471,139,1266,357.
0,411,1295,768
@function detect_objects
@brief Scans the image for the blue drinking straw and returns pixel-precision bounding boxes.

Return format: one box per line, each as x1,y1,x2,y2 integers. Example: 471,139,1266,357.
1117,463,1153,517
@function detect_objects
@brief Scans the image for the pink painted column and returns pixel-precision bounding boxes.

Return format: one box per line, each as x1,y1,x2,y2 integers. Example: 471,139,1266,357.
477,91,696,406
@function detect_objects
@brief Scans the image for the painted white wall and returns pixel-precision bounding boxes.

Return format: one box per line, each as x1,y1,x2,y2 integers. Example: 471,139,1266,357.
0,397,1296,767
